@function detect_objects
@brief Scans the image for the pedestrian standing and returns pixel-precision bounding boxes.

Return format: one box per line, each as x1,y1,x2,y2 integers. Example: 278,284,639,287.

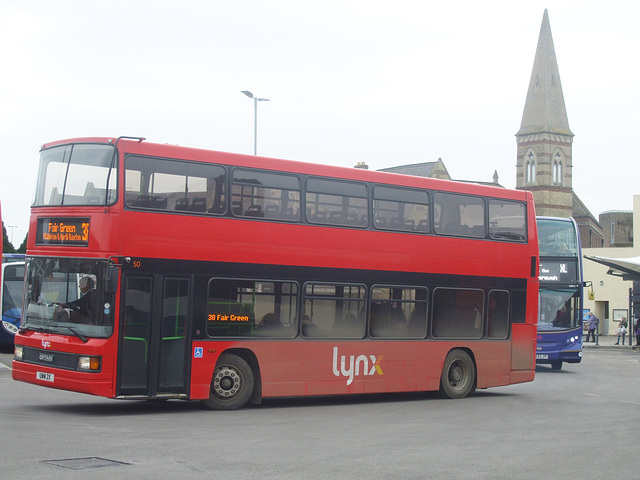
635,318,640,347
586,312,599,343
615,317,628,345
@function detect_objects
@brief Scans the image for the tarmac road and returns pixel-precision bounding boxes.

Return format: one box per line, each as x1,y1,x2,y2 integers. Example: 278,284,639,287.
1,343,639,480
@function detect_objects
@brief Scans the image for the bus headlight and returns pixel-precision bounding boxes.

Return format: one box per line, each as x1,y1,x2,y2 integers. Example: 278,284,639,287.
77,356,101,371
14,345,23,360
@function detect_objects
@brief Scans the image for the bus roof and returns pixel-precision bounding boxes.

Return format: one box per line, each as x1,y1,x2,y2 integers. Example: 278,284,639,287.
2,254,26,263
40,136,532,202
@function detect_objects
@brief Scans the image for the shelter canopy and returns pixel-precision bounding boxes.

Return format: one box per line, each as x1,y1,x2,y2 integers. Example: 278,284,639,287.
584,255,640,281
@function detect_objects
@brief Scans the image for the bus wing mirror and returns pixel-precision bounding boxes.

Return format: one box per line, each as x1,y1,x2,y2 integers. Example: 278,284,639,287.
106,266,119,294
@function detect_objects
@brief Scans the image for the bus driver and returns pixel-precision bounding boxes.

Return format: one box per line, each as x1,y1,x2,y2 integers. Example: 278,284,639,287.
56,276,96,318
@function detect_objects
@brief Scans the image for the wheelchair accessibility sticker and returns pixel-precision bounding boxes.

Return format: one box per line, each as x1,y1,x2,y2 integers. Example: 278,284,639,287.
194,347,203,358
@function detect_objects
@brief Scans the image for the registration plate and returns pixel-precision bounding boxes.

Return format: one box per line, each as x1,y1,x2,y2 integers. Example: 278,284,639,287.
536,354,549,360
36,371,54,382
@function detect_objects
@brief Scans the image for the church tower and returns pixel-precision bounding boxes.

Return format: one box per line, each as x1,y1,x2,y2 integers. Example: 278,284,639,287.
516,9,574,217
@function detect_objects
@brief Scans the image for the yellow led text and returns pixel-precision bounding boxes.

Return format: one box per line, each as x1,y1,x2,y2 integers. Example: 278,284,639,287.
208,314,250,323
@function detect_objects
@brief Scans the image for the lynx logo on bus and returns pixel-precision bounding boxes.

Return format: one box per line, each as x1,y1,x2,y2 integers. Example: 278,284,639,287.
36,217,90,246
332,347,384,385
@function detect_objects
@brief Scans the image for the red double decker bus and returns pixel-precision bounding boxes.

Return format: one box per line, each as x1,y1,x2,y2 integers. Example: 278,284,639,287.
13,137,538,409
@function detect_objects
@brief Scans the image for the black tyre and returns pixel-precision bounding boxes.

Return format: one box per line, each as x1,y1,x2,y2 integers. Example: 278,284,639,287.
551,361,563,370
203,353,255,410
440,350,476,399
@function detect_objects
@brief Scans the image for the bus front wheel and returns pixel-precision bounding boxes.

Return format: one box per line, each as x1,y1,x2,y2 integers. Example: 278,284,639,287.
551,361,563,370
440,350,476,399
204,353,255,410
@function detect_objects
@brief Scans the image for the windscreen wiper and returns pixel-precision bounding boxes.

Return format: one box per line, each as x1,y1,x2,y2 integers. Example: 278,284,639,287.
61,326,89,343
19,324,48,334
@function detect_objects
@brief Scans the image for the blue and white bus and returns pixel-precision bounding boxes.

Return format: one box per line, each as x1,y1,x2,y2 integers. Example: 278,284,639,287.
1,254,25,349
535,217,583,369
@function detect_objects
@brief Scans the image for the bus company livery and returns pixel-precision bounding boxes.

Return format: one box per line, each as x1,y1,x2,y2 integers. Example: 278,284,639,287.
13,137,539,409
2,255,25,348
536,217,583,369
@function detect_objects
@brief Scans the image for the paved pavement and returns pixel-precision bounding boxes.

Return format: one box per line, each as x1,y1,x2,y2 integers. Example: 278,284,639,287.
582,333,640,350
3,340,640,479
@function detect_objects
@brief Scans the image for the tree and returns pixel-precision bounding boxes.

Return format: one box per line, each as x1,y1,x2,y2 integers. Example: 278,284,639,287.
17,234,28,253
2,221,16,253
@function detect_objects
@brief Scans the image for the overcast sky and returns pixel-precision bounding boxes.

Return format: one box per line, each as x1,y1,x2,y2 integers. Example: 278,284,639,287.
1,0,638,246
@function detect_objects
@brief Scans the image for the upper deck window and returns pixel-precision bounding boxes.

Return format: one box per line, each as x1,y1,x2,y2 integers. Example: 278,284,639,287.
489,200,527,242
125,155,226,214
232,169,300,221
373,185,429,233
537,218,577,256
305,177,368,227
433,192,485,238
34,144,117,206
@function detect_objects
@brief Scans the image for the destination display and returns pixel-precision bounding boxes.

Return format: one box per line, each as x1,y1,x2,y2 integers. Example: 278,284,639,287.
539,259,578,284
207,302,253,324
208,313,251,323
35,217,90,246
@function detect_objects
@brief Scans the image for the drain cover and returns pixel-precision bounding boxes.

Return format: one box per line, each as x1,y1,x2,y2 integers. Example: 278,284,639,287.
43,457,130,470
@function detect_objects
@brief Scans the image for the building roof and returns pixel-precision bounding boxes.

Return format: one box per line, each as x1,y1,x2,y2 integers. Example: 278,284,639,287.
378,159,451,179
378,161,438,177
572,192,599,224
600,210,633,215
516,9,573,137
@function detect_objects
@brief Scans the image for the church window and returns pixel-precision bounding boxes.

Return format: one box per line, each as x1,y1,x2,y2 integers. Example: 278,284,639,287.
552,152,563,185
526,152,536,184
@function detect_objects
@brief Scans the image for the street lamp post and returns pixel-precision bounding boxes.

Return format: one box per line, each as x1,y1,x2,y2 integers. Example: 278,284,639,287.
241,90,270,155
7,225,17,244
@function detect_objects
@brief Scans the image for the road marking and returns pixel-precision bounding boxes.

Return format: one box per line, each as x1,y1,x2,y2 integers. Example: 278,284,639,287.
584,393,600,397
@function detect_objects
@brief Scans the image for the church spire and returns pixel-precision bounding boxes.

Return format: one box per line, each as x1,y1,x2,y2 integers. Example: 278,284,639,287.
515,10,574,218
516,9,573,137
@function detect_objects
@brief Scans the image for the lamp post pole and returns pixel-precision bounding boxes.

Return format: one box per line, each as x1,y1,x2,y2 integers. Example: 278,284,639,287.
7,225,17,244
241,90,270,155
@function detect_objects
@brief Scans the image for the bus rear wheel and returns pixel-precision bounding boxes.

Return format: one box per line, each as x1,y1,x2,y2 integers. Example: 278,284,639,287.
440,350,476,399
203,353,255,410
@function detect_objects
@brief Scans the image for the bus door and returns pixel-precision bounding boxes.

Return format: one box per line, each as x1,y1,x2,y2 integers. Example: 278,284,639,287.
117,274,191,397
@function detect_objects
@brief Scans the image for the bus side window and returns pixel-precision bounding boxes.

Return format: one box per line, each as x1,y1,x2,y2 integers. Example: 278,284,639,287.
372,186,429,234
432,288,483,338
232,169,301,222
305,178,368,228
511,290,527,324
369,286,428,338
124,155,226,216
434,192,485,238
488,290,509,339
206,279,298,338
489,200,527,242
303,283,366,339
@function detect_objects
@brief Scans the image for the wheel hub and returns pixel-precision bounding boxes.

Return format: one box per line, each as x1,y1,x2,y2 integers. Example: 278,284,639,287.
450,363,463,385
213,367,241,397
